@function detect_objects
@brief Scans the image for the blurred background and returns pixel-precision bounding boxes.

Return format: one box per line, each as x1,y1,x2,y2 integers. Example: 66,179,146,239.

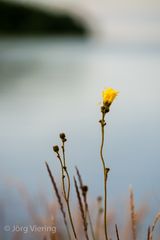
0,0,160,239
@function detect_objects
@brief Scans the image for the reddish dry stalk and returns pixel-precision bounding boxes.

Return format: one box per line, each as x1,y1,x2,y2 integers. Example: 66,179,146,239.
50,232,57,240
76,167,96,240
76,167,88,218
74,177,89,240
75,167,83,187
149,212,160,240
129,188,136,240
147,226,150,240
115,224,120,240
45,162,71,240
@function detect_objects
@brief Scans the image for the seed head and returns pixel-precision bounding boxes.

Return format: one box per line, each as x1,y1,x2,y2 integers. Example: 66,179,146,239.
53,145,59,153
82,185,88,193
59,133,67,142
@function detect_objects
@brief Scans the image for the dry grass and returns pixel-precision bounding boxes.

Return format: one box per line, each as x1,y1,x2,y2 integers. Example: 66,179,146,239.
1,89,159,240
0,182,159,240
43,131,159,240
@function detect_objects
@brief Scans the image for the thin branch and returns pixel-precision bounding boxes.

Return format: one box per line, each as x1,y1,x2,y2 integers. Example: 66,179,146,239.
115,224,120,240
45,162,71,240
149,212,160,240
129,188,136,240
147,226,150,240
99,111,109,240
76,167,96,240
74,177,89,240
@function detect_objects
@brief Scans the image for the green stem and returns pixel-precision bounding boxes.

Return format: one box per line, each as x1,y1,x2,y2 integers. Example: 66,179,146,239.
57,153,67,200
65,168,78,239
100,112,109,240
61,142,78,240
67,201,78,239
62,142,66,167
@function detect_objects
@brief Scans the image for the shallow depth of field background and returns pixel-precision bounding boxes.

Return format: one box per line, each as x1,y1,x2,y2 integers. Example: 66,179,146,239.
0,0,160,236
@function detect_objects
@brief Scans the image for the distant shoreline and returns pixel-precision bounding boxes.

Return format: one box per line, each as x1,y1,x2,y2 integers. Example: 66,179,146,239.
0,0,88,36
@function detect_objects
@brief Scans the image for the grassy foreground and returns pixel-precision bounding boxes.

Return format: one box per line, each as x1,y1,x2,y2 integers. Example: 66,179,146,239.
44,88,160,240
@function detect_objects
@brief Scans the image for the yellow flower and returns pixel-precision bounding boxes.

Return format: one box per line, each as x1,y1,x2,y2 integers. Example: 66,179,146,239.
102,87,118,106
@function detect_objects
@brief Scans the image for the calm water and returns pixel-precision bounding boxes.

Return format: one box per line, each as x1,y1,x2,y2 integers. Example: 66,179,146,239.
0,37,160,232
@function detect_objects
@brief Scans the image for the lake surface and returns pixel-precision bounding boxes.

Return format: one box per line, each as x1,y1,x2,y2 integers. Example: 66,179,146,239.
0,37,160,232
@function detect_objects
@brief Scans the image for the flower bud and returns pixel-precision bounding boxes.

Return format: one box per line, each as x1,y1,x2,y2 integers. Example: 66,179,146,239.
101,106,109,114
82,185,88,193
102,87,118,107
59,133,67,142
53,145,59,153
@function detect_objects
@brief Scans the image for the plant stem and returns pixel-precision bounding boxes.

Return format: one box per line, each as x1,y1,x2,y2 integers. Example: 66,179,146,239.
75,167,96,240
67,201,78,239
74,177,89,240
100,112,109,240
65,168,78,239
60,142,78,240
45,162,71,240
115,224,120,240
